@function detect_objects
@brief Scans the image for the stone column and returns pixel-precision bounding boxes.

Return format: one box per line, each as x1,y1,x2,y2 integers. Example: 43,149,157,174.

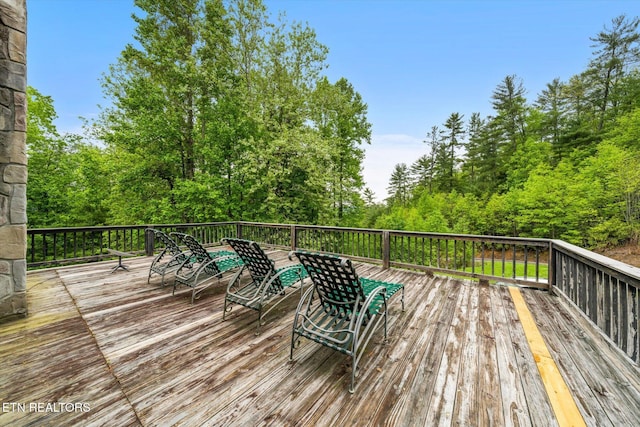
0,0,27,322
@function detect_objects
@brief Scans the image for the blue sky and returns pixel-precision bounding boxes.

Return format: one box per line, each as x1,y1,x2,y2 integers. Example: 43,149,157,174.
27,0,638,201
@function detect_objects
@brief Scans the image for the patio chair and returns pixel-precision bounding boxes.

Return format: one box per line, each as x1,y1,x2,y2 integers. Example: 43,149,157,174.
170,232,243,304
289,251,405,393
146,228,193,287
221,238,308,334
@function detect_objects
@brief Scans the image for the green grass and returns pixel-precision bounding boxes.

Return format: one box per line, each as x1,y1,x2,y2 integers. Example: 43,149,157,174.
463,261,549,280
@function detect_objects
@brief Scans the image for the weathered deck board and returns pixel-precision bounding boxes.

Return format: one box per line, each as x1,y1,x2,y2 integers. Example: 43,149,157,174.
477,283,503,426
493,286,532,426
498,287,558,427
0,268,139,426
524,289,640,426
1,252,639,426
451,282,479,425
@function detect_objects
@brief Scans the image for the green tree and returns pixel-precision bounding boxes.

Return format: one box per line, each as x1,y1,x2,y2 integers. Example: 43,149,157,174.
586,15,640,131
411,125,441,193
387,163,411,206
491,74,528,157
26,87,111,227
410,154,434,193
554,73,600,161
311,77,371,223
96,0,340,224
440,112,465,192
583,124,640,244
67,141,112,225
26,87,76,227
471,118,505,195
536,78,567,146
504,136,551,189
460,112,484,194
98,0,216,222
511,161,594,243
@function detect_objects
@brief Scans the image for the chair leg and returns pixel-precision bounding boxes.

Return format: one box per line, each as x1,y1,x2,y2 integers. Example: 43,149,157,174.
289,335,296,361
349,352,356,394
383,309,388,345
290,316,300,361
255,307,263,335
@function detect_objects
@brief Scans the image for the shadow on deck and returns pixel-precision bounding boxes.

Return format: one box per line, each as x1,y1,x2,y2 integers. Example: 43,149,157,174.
1,249,639,426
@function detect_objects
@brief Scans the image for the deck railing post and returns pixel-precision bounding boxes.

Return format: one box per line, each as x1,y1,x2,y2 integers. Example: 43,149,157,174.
291,225,297,251
144,228,155,257
382,230,390,270
548,240,555,295
236,222,243,240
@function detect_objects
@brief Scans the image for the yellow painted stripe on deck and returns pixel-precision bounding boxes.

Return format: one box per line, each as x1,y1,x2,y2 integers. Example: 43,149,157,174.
509,287,586,427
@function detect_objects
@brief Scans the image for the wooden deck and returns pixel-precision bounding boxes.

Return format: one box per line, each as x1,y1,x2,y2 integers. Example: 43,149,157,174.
1,249,640,426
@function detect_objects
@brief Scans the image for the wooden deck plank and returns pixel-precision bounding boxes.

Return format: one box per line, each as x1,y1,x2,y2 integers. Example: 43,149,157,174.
1,252,639,426
510,287,587,427
498,286,558,427
477,284,503,426
451,282,480,426
400,277,463,425
525,289,640,426
493,286,532,426
424,280,470,425
0,269,139,426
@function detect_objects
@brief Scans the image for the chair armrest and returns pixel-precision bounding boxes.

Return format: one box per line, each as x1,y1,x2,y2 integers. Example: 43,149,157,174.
354,285,388,332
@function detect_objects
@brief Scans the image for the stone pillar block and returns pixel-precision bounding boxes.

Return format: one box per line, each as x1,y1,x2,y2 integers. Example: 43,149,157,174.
13,90,24,130
8,27,25,63
3,163,26,183
0,1,26,31
0,103,10,130
0,0,27,323
0,60,25,91
0,130,26,164
10,182,25,223
0,274,9,295
13,259,25,292
0,224,25,259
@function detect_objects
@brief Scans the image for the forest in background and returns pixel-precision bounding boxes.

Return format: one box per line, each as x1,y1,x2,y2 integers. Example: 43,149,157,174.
26,0,640,251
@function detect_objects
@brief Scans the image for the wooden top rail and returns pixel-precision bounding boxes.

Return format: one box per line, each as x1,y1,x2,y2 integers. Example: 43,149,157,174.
552,239,640,286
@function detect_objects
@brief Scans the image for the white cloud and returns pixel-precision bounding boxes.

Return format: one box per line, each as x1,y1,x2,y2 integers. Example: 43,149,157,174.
362,134,425,202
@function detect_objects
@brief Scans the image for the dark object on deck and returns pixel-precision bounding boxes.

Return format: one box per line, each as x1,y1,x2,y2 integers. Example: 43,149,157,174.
106,249,134,273
222,238,308,334
170,232,242,304
290,250,405,393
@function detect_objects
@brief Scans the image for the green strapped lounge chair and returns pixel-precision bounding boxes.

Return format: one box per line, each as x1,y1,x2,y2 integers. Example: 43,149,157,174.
146,228,193,287
222,238,308,334
290,251,405,393
170,232,243,304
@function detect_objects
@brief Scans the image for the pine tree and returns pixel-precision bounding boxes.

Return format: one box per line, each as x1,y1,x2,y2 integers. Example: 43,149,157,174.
586,15,640,131
461,112,485,193
387,163,411,206
491,75,528,157
536,78,567,146
441,112,465,192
